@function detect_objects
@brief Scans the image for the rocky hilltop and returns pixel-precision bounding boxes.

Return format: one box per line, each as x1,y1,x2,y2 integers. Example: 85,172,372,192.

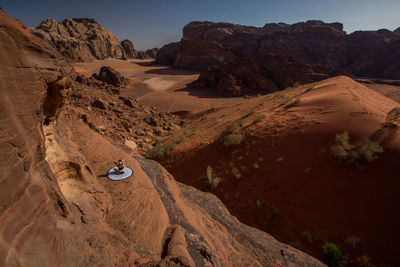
156,20,400,95
0,8,324,266
30,18,158,62
30,18,127,61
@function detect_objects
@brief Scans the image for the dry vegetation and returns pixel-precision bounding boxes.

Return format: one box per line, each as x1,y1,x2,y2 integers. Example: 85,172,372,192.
330,131,383,164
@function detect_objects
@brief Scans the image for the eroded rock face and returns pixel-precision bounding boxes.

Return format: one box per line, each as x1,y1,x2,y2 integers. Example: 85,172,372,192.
138,48,159,59
194,55,342,96
155,41,183,65
0,9,325,267
120,39,138,58
30,18,128,62
157,20,400,80
346,29,400,79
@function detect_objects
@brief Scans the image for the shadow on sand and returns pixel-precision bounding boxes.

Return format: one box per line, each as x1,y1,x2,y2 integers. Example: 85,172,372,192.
132,61,155,67
174,85,229,99
145,67,199,76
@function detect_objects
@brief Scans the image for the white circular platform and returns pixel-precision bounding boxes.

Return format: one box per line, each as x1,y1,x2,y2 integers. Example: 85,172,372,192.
107,167,133,181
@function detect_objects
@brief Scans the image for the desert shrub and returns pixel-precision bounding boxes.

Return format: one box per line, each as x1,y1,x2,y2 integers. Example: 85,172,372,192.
206,165,221,188
256,200,263,210
253,163,260,169
302,230,313,243
386,107,400,125
330,131,383,164
145,135,184,160
322,242,346,267
145,143,176,160
230,164,242,179
221,120,244,147
344,236,360,248
223,133,243,147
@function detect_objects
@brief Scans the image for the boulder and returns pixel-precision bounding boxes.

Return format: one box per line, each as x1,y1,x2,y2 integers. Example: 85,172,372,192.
95,66,128,87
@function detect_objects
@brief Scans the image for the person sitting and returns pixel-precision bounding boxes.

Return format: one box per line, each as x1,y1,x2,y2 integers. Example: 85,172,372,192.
113,159,126,174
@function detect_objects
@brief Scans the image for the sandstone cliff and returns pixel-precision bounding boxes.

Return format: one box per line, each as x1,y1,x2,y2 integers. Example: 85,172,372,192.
30,18,128,62
138,48,159,59
121,39,139,58
156,20,400,86
0,9,324,266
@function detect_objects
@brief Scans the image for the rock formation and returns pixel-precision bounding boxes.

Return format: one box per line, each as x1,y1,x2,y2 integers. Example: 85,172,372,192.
156,20,400,87
193,55,342,96
138,48,159,59
0,8,325,266
93,66,129,87
30,18,128,62
120,39,138,58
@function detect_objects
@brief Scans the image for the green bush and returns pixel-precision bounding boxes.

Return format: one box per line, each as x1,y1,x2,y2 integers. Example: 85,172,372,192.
322,242,346,267
330,131,383,164
145,143,176,160
145,135,185,160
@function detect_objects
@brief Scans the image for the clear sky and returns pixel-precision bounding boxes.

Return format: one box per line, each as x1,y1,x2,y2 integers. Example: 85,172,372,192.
1,0,399,51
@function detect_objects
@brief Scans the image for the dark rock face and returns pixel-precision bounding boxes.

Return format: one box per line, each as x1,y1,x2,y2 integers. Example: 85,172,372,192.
155,42,183,65
30,18,129,62
194,55,342,96
346,30,400,79
95,66,128,87
138,48,159,59
121,39,138,58
157,20,400,82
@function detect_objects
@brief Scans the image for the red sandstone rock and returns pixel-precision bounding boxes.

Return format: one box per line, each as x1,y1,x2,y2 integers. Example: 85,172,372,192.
120,39,138,58
157,20,400,80
30,18,128,62
0,8,325,266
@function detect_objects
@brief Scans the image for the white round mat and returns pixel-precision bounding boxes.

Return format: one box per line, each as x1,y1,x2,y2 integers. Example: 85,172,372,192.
107,167,133,181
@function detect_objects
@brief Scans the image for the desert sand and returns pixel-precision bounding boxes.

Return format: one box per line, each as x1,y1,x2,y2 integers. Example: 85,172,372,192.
161,76,400,266
74,59,244,112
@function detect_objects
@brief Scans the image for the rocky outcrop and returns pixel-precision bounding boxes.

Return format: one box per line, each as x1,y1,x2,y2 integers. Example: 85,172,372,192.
194,55,342,96
120,39,138,58
0,9,325,266
93,66,128,87
138,48,159,59
155,41,183,65
30,18,128,62
157,20,400,81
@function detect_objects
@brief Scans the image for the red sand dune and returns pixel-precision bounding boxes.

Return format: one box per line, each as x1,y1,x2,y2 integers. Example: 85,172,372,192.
162,76,400,266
